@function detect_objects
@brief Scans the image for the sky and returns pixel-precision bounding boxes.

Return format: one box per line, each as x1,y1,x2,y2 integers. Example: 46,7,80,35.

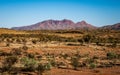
0,0,120,28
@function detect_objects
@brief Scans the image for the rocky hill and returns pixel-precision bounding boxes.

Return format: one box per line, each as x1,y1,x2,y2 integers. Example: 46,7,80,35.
12,19,96,30
101,23,120,30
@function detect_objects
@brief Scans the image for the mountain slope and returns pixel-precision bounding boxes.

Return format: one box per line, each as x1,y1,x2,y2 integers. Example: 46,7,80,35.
101,23,120,30
75,20,96,29
12,19,96,30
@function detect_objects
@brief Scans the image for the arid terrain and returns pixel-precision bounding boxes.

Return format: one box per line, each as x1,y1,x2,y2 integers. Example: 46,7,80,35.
0,28,120,75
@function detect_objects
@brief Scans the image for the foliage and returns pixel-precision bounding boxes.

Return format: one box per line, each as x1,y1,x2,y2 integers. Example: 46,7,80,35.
20,57,37,71
4,56,18,65
37,64,45,75
50,59,56,67
82,34,92,43
44,62,52,70
2,56,18,72
89,63,96,69
36,62,52,75
107,52,118,59
85,58,95,64
71,56,79,70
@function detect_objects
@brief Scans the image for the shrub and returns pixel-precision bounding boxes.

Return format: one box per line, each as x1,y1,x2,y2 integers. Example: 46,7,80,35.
4,56,18,65
107,52,117,59
1,64,10,72
20,57,37,72
22,39,27,45
36,55,42,61
32,40,37,44
85,58,95,64
112,41,117,47
93,56,99,59
2,56,18,72
50,59,56,67
82,34,92,43
22,45,28,50
71,57,79,70
118,54,120,59
0,50,5,56
96,41,100,46
6,38,10,42
27,53,35,58
89,63,96,69
0,51,11,56
37,64,45,75
36,62,52,75
44,62,52,70
78,39,84,45
10,48,22,55
16,39,21,43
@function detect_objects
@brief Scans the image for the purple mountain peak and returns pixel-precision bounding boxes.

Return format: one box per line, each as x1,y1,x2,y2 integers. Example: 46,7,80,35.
12,19,97,30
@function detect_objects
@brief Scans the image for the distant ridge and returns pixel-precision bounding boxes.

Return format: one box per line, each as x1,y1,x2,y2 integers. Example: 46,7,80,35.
11,19,120,30
101,23,120,30
11,19,96,30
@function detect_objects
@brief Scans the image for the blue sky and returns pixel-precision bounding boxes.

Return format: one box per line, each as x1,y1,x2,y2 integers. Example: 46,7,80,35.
0,0,120,28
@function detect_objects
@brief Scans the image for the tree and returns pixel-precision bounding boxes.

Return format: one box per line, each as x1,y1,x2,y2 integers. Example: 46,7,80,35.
82,34,92,44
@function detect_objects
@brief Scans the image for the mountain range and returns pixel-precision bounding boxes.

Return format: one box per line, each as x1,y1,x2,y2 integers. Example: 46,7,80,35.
101,23,120,30
11,19,120,30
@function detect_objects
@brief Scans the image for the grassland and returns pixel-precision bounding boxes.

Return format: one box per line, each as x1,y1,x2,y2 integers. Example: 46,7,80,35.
0,28,120,75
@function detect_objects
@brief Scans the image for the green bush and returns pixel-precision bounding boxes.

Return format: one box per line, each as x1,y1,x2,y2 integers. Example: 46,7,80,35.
107,52,117,59
89,63,96,69
44,62,52,70
20,57,37,71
